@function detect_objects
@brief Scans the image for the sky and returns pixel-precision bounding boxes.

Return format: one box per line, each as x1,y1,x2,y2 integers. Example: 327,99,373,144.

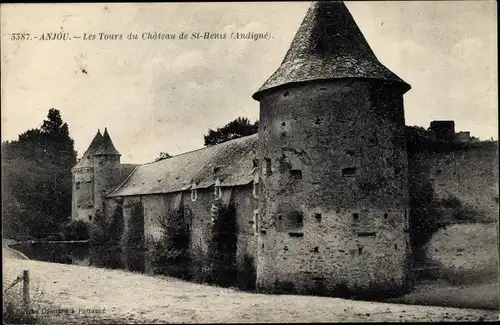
1,1,497,164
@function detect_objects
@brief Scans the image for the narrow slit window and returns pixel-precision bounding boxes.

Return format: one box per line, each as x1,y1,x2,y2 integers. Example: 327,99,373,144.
253,179,260,198
263,158,272,176
191,188,197,201
357,231,377,237
253,209,259,233
342,167,357,176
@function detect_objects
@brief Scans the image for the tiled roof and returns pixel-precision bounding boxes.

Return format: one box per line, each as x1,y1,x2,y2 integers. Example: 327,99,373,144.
253,1,411,99
106,134,258,197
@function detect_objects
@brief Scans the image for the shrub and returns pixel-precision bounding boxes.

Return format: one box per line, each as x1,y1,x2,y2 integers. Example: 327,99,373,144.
274,280,295,294
59,219,89,240
117,201,146,272
208,202,238,287
149,207,192,279
188,239,212,284
120,201,144,249
89,208,123,246
87,205,125,269
237,253,257,291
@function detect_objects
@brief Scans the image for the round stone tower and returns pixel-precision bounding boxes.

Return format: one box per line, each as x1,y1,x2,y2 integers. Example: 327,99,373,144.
71,130,103,222
252,1,412,296
92,127,121,216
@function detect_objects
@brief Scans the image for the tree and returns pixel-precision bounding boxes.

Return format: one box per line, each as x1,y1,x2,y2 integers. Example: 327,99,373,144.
1,108,77,239
204,117,259,146
155,152,172,162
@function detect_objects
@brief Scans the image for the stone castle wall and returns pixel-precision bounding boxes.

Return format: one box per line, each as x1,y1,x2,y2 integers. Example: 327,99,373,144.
411,143,498,222
106,184,258,278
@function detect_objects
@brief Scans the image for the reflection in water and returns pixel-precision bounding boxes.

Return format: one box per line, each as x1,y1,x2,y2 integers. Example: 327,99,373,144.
10,242,147,273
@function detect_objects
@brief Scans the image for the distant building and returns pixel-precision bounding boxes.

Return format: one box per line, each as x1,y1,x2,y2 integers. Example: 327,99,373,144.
457,131,471,142
429,120,455,141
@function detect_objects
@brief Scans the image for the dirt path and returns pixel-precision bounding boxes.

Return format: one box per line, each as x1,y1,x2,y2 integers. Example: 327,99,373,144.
3,256,498,324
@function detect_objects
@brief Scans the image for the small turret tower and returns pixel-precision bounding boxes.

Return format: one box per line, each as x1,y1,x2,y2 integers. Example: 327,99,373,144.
92,127,121,215
252,1,412,296
71,128,122,221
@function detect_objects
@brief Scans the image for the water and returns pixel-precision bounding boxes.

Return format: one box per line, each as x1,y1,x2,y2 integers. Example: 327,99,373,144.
9,242,147,273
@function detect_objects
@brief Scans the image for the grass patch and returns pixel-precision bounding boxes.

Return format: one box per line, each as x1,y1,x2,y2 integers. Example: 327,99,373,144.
387,281,499,310
3,281,46,324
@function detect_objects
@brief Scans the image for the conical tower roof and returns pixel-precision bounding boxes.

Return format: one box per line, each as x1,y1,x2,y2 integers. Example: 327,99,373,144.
72,130,103,169
253,1,410,100
94,127,120,156
83,129,103,156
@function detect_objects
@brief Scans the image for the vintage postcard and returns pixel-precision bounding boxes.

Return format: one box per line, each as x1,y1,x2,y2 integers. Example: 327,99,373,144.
1,1,498,323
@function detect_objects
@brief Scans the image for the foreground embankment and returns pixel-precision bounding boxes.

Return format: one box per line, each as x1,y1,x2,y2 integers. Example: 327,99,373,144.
3,253,497,324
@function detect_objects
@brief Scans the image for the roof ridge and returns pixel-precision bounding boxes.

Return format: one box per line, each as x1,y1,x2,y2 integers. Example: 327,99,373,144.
141,133,258,167
105,133,259,197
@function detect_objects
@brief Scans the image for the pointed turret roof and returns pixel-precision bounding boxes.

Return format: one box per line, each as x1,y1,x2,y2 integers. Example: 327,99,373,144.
253,1,410,99
94,127,120,156
72,130,103,169
82,129,103,157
